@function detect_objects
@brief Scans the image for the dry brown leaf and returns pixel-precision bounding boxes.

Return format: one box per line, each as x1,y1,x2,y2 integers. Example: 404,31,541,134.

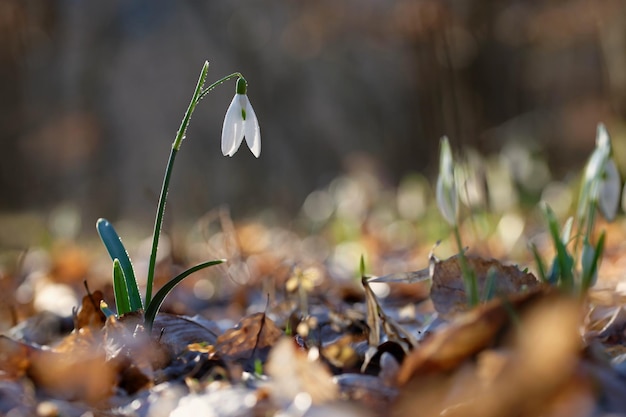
28,348,116,403
396,289,543,385
75,290,106,330
0,335,30,378
393,293,588,417
0,330,117,403
216,312,283,365
322,334,361,369
53,326,99,354
266,337,338,405
430,255,543,316
104,313,168,375
152,313,221,356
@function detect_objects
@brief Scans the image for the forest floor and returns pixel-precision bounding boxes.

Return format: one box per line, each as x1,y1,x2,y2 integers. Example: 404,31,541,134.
1,166,626,417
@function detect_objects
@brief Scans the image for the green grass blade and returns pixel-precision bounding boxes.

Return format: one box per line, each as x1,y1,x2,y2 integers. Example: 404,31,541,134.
482,266,497,302
581,232,605,293
360,255,366,277
543,204,574,291
144,259,225,330
113,259,131,315
529,243,548,283
96,218,143,311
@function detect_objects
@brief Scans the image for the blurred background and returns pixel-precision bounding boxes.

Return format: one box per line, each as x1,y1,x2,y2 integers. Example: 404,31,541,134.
1,0,626,243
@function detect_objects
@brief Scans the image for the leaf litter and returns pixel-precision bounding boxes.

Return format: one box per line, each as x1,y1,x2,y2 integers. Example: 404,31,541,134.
1,206,626,416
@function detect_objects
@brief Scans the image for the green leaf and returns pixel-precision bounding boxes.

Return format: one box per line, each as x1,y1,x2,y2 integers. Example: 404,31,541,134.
113,259,131,315
547,257,561,285
529,243,548,283
581,232,605,293
144,259,225,330
360,255,366,278
482,266,497,302
544,204,574,290
96,218,143,312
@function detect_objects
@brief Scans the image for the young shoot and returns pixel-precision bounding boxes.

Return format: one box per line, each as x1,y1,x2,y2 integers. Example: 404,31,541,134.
435,136,478,307
97,61,261,329
534,123,620,295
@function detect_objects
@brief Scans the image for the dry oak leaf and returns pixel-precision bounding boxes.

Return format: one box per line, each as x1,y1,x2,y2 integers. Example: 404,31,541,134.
394,293,586,417
75,290,106,330
151,313,221,357
430,255,543,316
216,312,283,365
396,289,546,385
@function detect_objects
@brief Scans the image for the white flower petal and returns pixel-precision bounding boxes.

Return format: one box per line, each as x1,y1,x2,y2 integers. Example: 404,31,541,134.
222,95,245,156
436,137,458,225
599,158,621,221
243,97,261,158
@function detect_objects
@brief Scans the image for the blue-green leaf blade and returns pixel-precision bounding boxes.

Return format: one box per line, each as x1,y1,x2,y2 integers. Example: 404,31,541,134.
96,218,143,311
113,259,132,315
543,204,574,290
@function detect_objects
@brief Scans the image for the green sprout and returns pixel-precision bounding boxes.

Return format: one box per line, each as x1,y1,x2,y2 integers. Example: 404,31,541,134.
97,61,261,329
532,123,619,295
436,136,479,307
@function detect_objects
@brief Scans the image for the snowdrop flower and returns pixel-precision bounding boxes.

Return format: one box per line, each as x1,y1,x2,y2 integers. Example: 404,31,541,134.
599,157,620,221
221,77,261,157
579,123,621,221
436,136,458,226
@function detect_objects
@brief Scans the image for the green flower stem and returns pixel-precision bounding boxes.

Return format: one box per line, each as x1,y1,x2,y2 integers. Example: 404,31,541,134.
198,72,244,101
585,200,597,242
145,63,244,306
453,225,478,307
145,63,208,306
144,61,245,306
572,199,597,287
145,149,177,306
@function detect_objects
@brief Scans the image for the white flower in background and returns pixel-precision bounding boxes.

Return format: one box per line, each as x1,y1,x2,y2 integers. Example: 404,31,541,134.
436,136,458,226
221,77,261,158
599,157,620,221
579,123,621,221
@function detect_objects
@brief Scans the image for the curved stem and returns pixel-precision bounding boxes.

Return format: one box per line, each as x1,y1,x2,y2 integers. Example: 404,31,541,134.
145,61,209,306
197,72,244,101
454,225,478,307
145,149,177,306
173,61,210,151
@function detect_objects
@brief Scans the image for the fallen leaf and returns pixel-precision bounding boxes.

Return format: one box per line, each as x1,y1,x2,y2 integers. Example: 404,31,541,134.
0,336,30,378
267,337,338,405
28,348,116,403
152,313,221,356
430,255,543,316
334,373,397,415
396,289,543,385
216,312,283,368
394,292,588,417
75,290,106,330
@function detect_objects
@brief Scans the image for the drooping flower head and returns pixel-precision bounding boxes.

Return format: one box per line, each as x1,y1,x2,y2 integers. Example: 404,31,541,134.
221,77,261,158
436,136,458,226
579,123,620,221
